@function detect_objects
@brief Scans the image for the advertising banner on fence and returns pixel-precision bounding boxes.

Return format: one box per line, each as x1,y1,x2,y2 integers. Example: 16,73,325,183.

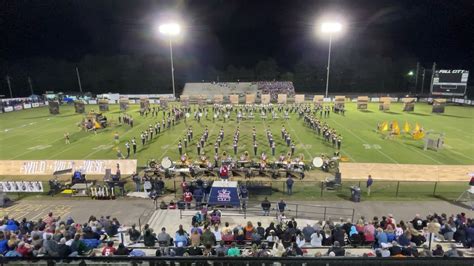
4,107,13,112
0,160,137,175
32,103,40,108
23,103,32,109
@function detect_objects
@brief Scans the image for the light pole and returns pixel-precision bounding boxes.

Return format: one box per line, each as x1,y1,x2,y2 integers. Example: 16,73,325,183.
159,23,181,99
321,22,342,98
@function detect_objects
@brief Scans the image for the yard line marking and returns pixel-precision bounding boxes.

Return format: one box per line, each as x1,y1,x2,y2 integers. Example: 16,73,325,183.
331,119,400,164
286,121,313,159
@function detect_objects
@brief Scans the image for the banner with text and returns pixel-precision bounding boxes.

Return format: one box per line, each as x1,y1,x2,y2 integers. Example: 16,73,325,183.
0,160,137,175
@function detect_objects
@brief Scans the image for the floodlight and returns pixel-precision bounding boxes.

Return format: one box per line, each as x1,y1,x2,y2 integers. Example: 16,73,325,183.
159,23,181,36
321,22,342,33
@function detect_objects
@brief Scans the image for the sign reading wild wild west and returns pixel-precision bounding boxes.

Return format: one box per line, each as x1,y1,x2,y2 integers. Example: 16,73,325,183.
0,160,137,175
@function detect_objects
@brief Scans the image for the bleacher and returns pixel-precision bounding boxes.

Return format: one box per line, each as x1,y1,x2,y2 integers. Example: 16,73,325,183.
182,82,258,99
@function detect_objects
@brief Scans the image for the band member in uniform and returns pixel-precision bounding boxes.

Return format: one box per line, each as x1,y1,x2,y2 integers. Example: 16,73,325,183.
178,141,183,155
132,138,137,154
125,141,130,158
197,142,201,155
214,142,219,154
184,137,188,148
114,132,119,145
219,164,229,181
253,142,258,156
291,143,295,156
337,135,342,149
233,141,238,155
141,132,146,146
271,142,276,156
64,132,70,144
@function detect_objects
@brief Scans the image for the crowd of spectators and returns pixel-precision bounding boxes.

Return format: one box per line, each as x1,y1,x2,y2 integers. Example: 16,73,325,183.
256,81,295,101
0,210,472,259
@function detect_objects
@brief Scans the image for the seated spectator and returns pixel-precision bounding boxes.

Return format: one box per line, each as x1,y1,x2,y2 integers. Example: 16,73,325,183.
43,234,59,257
143,227,157,247
402,242,419,257
227,242,240,257
375,243,391,257
212,225,222,242
445,243,462,257
57,238,72,258
201,225,216,247
190,230,201,246
326,241,345,256
70,234,89,255
302,223,315,243
203,243,216,257
101,241,116,256
375,227,388,247
187,243,203,256
388,241,402,256
127,224,141,242
16,242,32,258
420,244,433,257
0,231,8,255
157,227,172,246
266,230,279,247
310,231,323,247
215,240,228,255
432,244,444,257
296,233,305,248
160,201,168,210
5,243,21,257
271,240,285,257
175,225,189,247
115,243,130,256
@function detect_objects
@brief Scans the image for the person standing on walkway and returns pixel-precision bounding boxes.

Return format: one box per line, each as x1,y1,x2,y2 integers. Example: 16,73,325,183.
286,176,294,195
367,175,373,196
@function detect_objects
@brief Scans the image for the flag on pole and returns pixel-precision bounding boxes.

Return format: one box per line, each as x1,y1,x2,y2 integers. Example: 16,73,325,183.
403,121,410,133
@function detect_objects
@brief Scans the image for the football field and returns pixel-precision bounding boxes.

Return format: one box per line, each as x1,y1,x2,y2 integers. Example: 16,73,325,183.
0,102,473,166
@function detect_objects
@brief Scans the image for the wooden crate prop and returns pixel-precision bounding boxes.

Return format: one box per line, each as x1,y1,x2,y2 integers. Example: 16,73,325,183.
160,98,168,108
139,97,150,110
197,95,206,106
98,99,109,112
277,94,287,104
119,98,129,111
313,95,324,106
261,94,271,104
294,94,305,104
229,94,239,105
180,95,190,107
334,96,346,109
402,97,416,112
213,95,223,104
432,98,446,114
379,97,391,111
74,100,85,114
48,101,60,114
245,94,256,104
357,96,369,110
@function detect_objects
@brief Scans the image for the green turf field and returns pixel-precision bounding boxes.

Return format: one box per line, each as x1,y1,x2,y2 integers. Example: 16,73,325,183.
0,102,472,166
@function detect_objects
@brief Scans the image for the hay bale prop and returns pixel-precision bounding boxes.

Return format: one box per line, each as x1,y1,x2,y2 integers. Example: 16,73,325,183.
245,94,256,104
48,101,60,115
74,100,85,114
313,95,324,107
379,97,391,111
432,99,446,114
294,94,305,104
98,99,109,112
402,97,416,112
357,96,369,110
229,94,239,105
277,94,287,104
261,94,271,104
334,96,346,109
139,97,150,110
213,95,223,104
119,98,129,112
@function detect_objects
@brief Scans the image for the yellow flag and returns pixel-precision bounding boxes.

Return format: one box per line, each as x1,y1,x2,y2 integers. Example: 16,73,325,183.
392,121,400,135
413,130,425,140
403,121,410,133
414,123,420,132
382,121,388,131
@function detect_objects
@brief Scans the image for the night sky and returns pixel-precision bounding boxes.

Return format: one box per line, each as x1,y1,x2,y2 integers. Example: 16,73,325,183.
0,0,473,94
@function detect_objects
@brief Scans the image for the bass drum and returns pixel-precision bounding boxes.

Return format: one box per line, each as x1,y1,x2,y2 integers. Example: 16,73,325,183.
161,157,173,169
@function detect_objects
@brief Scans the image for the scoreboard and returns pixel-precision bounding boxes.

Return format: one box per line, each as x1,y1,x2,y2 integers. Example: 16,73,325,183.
431,69,469,96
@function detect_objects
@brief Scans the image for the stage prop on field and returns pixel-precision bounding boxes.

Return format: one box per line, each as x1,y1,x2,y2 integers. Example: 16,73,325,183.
379,97,391,111
334,96,346,109
313,95,324,106
0,159,137,176
140,97,150,110
339,162,474,182
432,99,447,113
229,95,239,105
197,95,206,106
277,94,287,104
207,181,241,207
424,131,445,151
261,94,271,104
245,94,256,104
294,94,305,104
160,98,168,109
74,100,85,114
0,181,43,193
213,95,223,104
402,98,416,112
98,99,109,112
357,96,369,110
48,101,60,114
180,95,190,107
119,98,129,111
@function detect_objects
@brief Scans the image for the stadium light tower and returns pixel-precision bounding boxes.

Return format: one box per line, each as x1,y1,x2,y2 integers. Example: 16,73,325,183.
159,22,181,99
321,22,342,98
